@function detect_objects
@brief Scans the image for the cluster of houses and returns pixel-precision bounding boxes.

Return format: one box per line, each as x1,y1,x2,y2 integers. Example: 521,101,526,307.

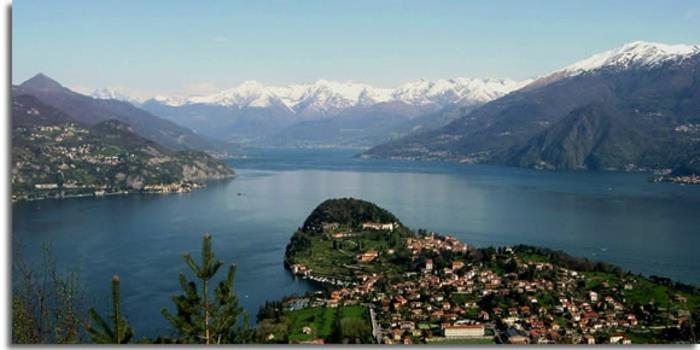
21,124,88,143
284,232,693,344
29,180,197,197
14,125,126,198
142,182,199,194
406,234,469,256
659,174,700,185
35,142,127,167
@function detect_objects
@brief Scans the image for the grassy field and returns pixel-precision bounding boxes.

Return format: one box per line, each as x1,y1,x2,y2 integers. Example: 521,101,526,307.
625,278,671,309
287,307,337,342
340,305,368,319
583,271,699,320
584,271,620,289
290,233,408,277
287,306,369,343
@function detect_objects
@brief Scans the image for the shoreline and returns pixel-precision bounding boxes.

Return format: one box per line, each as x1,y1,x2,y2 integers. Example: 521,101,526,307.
651,174,700,185
284,258,356,287
287,243,700,290
284,233,700,290
11,175,236,203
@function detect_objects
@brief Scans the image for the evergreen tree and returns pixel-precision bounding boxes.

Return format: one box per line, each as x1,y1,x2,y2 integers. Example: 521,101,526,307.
161,234,250,344
88,275,134,344
209,264,253,343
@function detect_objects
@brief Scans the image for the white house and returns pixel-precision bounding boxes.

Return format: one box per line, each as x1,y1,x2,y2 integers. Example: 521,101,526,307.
362,222,395,231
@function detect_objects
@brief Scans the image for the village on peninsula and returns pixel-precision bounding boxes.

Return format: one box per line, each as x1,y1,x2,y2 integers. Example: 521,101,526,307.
252,198,700,344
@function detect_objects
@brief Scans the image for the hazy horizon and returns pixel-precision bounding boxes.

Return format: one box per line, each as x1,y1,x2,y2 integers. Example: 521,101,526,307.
13,0,700,98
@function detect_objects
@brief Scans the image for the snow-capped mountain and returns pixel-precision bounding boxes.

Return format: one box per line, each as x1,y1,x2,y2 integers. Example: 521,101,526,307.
182,79,394,115
561,41,699,74
88,41,700,114
542,41,700,82
392,78,530,106
287,80,394,115
91,87,147,104
524,41,700,91
187,81,290,109
180,77,526,113
91,87,190,106
149,94,188,107
89,41,700,149
125,76,526,147
364,40,700,172
94,77,527,115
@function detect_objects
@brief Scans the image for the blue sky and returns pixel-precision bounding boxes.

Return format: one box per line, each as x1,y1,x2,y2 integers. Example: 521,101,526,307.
13,0,700,96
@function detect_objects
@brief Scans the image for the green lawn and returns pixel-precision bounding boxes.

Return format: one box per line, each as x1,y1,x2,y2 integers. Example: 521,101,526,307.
287,307,338,342
291,236,355,276
290,233,408,277
287,306,370,343
584,271,620,289
624,278,671,309
340,305,368,319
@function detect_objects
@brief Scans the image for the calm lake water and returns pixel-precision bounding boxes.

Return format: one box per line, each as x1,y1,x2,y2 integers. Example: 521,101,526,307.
12,148,700,337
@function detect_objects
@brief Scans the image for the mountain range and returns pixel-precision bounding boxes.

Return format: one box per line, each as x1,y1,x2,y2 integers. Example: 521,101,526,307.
363,41,700,173
18,40,700,175
15,74,230,153
93,77,529,147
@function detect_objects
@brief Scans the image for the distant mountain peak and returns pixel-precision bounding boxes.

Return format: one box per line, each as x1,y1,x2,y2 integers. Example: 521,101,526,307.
522,41,700,90
20,73,67,92
91,87,146,104
132,77,527,113
365,40,700,174
149,94,187,107
559,41,700,76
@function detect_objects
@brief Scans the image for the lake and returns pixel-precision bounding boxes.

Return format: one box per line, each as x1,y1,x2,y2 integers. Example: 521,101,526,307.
12,148,700,337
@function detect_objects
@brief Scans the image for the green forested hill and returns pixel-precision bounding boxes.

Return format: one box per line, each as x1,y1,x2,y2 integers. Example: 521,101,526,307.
285,198,412,278
301,198,403,233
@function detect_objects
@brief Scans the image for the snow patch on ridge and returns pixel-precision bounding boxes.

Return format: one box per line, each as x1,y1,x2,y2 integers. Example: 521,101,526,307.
133,77,528,113
559,41,700,76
